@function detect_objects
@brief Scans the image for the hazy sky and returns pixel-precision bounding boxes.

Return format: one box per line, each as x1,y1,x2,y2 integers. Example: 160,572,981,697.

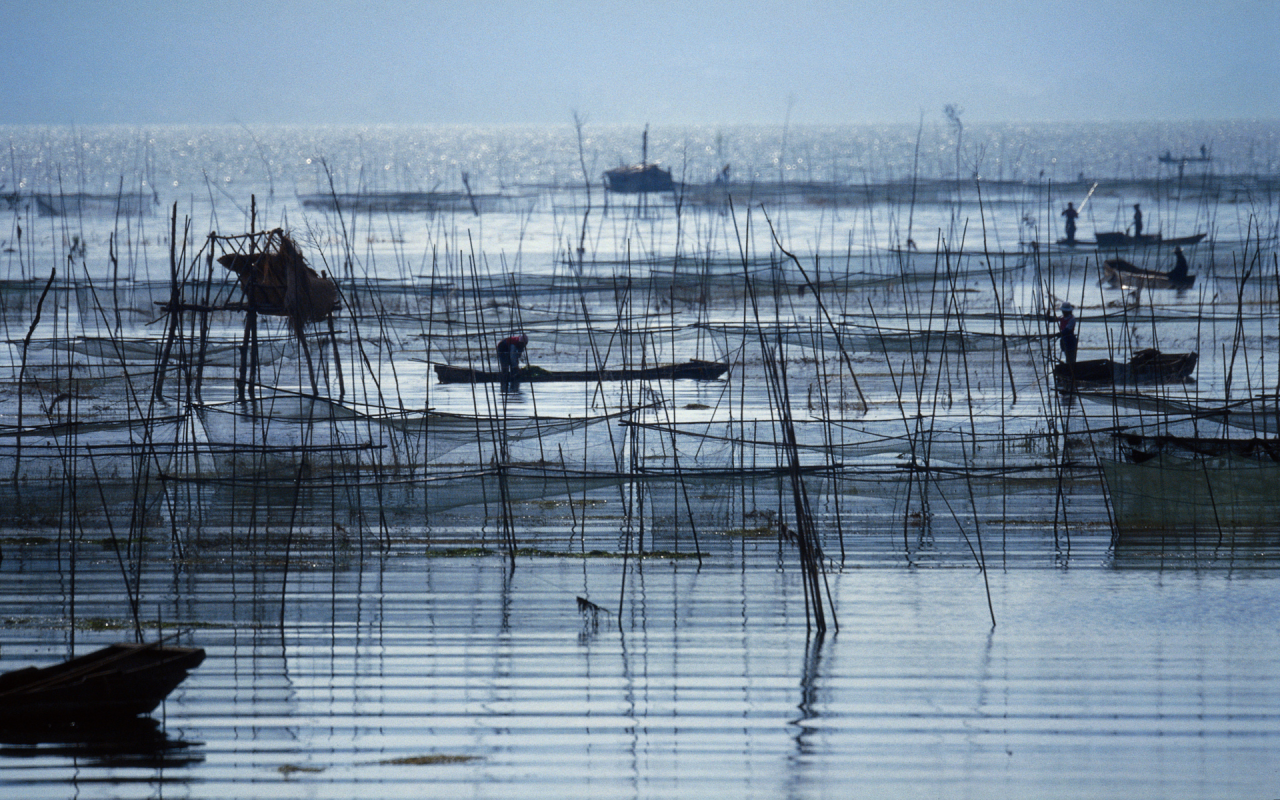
5,1,1277,126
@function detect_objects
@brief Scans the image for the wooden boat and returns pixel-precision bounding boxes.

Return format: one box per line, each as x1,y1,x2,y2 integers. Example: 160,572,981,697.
1159,150,1211,165
1092,231,1207,248
298,190,501,214
1115,433,1280,463
1103,258,1195,290
0,641,205,726
1054,349,1197,387
434,359,729,385
603,163,675,193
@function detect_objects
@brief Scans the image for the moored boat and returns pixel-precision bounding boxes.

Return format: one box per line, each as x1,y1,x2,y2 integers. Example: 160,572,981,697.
1159,149,1212,165
433,359,729,385
1092,231,1207,248
1114,432,1280,463
0,641,205,727
603,163,676,193
1103,257,1195,290
1054,349,1197,388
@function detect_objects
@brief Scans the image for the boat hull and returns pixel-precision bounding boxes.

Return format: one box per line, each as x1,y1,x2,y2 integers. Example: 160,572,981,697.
1093,231,1207,248
1054,350,1197,388
1103,259,1195,290
0,642,205,727
433,360,729,385
603,164,675,193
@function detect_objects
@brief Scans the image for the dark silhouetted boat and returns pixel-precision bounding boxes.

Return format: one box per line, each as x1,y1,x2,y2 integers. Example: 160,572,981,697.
1115,432,1280,463
603,163,675,193
0,641,205,727
434,360,729,385
1159,149,1211,165
1103,257,1195,290
604,125,676,193
1092,231,1207,248
298,190,502,214
1054,349,1197,388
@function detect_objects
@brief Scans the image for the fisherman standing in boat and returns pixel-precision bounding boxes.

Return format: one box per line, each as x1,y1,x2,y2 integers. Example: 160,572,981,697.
497,333,529,390
1061,202,1079,244
1132,204,1143,237
1168,246,1190,283
1058,303,1078,366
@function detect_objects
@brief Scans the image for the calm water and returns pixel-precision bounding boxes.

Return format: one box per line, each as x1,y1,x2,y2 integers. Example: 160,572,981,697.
4,524,1280,799
2,121,1280,798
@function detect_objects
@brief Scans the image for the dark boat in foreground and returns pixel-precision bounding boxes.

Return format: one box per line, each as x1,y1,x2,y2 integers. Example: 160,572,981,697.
1103,258,1195,290
1054,349,1197,388
1159,150,1211,165
0,641,206,727
434,360,729,385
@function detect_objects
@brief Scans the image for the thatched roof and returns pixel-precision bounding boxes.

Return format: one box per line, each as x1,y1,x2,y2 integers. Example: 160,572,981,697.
218,230,338,335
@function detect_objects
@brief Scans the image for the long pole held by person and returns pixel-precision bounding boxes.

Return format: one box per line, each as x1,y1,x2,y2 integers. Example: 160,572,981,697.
1077,182,1099,213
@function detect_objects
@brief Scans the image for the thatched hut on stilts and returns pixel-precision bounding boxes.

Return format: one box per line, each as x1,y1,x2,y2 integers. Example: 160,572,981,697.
216,228,340,399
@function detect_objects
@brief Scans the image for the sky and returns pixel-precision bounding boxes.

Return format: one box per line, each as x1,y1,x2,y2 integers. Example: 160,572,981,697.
3,0,1277,127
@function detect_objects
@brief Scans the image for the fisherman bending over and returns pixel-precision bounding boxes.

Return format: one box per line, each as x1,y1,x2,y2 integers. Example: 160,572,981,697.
497,333,529,387
1058,303,1078,366
1061,203,1079,244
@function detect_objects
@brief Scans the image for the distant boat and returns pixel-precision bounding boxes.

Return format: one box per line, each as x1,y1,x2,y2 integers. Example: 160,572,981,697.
30,191,155,218
603,163,676,193
434,359,728,385
1158,149,1212,165
0,641,205,727
1092,231,1207,248
605,124,676,193
1054,349,1197,388
298,191,502,214
1103,258,1195,290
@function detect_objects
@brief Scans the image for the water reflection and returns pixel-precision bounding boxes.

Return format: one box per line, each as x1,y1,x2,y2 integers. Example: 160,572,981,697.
791,629,826,754
0,716,203,770
3,537,1280,797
